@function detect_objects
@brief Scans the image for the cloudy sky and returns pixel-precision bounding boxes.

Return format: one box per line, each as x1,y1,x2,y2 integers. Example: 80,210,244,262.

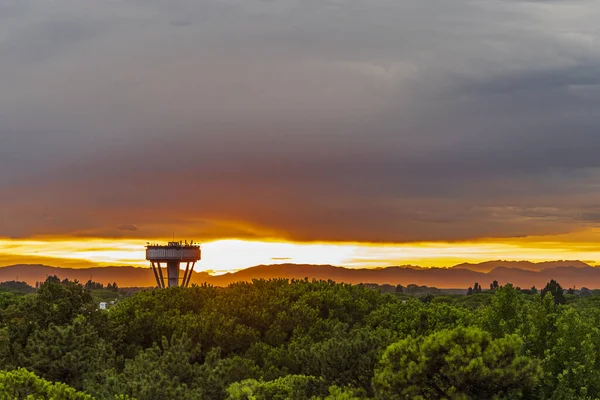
2,0,600,271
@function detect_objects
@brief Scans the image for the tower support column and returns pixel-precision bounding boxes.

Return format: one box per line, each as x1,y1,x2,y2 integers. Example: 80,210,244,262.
167,262,180,287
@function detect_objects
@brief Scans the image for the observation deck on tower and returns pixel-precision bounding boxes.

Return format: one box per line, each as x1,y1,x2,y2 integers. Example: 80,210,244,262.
146,241,201,288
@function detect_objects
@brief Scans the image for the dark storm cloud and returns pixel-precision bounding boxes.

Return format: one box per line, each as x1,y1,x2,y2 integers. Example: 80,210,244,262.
1,0,600,242
463,64,600,94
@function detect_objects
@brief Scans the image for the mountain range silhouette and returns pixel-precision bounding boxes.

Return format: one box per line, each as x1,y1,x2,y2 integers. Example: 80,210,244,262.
0,260,597,289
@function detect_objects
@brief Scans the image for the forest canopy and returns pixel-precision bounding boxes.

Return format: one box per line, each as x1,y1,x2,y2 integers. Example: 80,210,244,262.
0,276,599,399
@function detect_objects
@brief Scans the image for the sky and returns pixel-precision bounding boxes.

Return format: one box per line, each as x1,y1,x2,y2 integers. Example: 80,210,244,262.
2,0,600,273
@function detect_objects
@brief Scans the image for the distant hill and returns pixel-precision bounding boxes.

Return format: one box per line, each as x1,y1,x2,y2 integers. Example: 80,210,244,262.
0,264,210,288
2,262,600,289
204,264,482,288
452,260,591,273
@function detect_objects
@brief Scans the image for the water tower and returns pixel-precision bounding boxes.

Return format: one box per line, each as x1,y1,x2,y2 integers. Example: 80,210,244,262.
146,241,201,288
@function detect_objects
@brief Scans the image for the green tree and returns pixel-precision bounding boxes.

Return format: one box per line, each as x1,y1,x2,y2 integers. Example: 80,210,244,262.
0,368,93,399
90,334,204,400
542,308,600,399
372,326,542,399
85,280,104,291
323,385,368,399
194,347,261,400
480,283,523,338
289,326,392,392
542,280,566,305
531,286,538,295
0,281,35,294
227,375,329,400
0,276,106,370
29,276,101,329
520,292,558,358
20,315,114,390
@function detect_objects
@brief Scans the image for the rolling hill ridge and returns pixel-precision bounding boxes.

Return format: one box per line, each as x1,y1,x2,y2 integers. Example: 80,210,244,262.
0,260,597,289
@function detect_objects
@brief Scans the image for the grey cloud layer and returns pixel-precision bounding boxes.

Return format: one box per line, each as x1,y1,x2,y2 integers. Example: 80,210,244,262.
2,0,600,241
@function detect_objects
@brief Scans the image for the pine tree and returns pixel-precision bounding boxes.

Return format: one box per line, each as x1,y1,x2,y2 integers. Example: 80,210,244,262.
531,286,538,295
542,280,566,305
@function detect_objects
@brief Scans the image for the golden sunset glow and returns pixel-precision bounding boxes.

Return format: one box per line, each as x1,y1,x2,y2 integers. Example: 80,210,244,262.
2,230,600,275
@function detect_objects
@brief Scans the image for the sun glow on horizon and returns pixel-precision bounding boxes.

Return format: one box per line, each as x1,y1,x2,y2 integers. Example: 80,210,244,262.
2,230,600,274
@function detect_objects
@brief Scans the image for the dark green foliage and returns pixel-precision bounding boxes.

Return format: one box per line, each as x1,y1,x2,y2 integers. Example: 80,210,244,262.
403,284,441,296
542,279,566,305
0,368,93,399
520,293,559,358
0,276,106,372
0,292,18,314
419,293,434,303
227,375,329,400
287,325,393,391
373,326,542,399
480,283,523,338
2,277,600,399
85,280,105,290
540,307,600,399
89,335,205,400
30,276,101,329
471,282,483,294
20,315,114,390
0,281,35,294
